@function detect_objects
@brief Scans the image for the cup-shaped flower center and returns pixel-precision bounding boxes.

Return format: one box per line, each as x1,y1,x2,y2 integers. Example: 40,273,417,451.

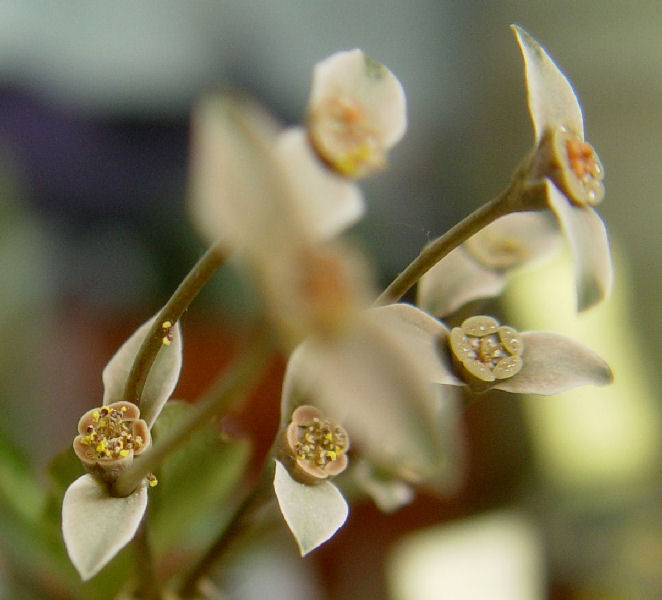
282,405,350,484
449,316,524,385
79,405,146,460
294,416,349,468
549,127,604,207
309,94,383,178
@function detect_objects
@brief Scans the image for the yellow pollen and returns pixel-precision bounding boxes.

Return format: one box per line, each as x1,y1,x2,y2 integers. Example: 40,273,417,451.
162,320,172,329
92,410,100,422
162,336,171,346
326,450,337,461
119,449,129,457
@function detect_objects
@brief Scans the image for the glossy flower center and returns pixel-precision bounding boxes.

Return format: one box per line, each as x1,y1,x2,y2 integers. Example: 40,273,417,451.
449,316,524,383
294,417,349,469
79,405,145,460
566,138,601,182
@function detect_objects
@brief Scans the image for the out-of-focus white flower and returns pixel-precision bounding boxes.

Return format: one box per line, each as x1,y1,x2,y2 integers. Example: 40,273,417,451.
512,25,612,311
418,211,560,317
307,49,407,178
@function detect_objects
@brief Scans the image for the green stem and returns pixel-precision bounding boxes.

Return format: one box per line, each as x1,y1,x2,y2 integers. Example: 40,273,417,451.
123,243,227,418
374,177,527,306
112,327,273,497
179,459,275,598
133,516,160,600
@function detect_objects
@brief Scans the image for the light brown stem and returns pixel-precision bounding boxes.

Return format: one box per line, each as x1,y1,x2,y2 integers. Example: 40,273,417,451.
123,243,227,417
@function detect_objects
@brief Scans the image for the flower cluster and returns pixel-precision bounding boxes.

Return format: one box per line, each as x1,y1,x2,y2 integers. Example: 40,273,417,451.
61,25,616,585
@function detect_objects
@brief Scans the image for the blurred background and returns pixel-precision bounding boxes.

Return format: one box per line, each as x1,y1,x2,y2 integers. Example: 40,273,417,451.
1,1,662,599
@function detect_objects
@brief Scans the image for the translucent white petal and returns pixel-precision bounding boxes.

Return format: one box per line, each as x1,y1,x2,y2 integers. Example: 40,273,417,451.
273,460,348,556
102,314,182,427
512,24,584,140
417,247,505,317
545,180,613,311
188,95,307,249
493,331,613,395
62,475,147,581
275,128,365,238
464,211,561,271
309,49,407,149
367,303,461,386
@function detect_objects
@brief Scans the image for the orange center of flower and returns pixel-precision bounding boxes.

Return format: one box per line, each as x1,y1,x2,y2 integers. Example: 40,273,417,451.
310,95,383,177
294,417,348,469
566,138,601,182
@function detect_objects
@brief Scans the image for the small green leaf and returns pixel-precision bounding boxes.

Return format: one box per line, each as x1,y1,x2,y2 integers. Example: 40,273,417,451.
512,24,584,140
273,460,348,556
62,474,147,581
0,435,45,523
148,401,251,554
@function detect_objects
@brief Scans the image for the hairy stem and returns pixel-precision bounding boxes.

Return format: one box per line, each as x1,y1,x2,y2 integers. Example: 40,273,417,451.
123,243,227,418
112,327,273,497
374,177,527,306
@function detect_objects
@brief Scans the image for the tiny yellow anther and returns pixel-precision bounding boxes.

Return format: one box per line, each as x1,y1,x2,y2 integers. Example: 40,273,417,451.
162,320,172,329
119,449,130,458
162,336,171,346
147,474,158,487
92,410,100,422
326,450,337,461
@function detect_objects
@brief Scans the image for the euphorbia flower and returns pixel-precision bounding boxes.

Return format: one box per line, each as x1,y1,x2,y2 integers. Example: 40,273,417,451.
278,404,350,485
73,401,151,484
512,25,612,311
370,303,612,396
307,49,407,178
418,211,560,317
63,315,182,581
274,405,351,556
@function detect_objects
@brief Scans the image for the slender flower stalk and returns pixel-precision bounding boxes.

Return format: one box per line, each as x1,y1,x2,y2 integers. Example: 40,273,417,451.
112,327,273,498
375,180,527,306
123,243,227,416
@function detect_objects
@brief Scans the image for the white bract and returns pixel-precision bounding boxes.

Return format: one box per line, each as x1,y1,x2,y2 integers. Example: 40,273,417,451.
273,459,348,557
418,212,560,317
62,475,148,581
513,24,612,311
